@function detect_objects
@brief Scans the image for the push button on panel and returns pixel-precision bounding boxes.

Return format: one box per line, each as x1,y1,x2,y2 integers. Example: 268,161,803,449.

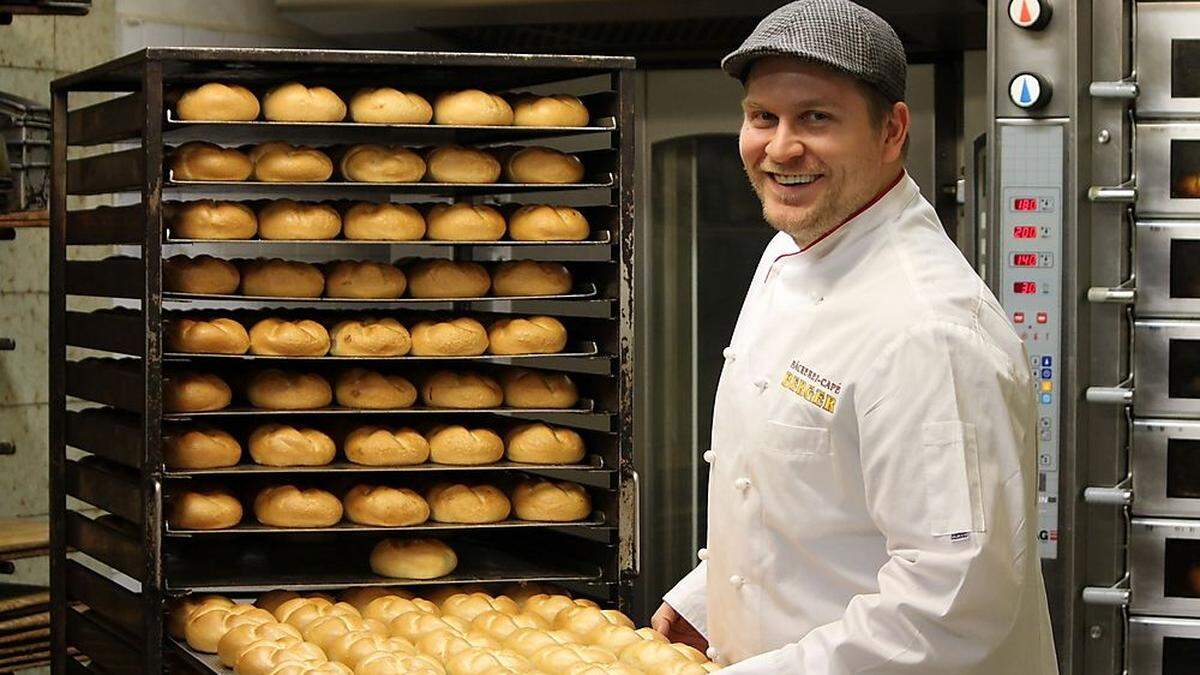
1008,0,1051,30
1010,73,1051,110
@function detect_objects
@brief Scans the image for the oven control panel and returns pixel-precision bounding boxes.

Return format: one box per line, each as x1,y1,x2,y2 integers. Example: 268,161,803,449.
998,123,1064,559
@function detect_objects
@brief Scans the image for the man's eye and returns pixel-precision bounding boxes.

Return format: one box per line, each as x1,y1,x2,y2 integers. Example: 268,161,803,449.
804,111,831,122
750,111,776,123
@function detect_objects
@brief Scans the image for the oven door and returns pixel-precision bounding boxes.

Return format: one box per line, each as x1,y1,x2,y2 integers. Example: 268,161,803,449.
1136,2,1200,119
1133,419,1200,517
1129,616,1200,674
1131,517,1200,617
1133,320,1200,418
1135,123,1200,216
1136,220,1200,317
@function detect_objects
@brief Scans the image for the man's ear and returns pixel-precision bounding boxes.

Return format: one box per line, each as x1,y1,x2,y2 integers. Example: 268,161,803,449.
883,101,910,163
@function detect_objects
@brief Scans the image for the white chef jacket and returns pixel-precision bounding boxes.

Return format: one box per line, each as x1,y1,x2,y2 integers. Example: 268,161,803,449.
663,173,1058,674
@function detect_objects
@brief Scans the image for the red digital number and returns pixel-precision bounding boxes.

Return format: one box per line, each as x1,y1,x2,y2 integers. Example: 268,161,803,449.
1012,253,1039,267
1013,198,1039,211
1013,281,1038,294
1013,226,1038,239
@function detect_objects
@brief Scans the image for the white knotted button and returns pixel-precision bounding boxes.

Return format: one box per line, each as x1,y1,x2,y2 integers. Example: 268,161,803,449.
703,450,716,464
753,377,769,391
729,574,746,588
722,347,736,361
697,547,709,561
734,477,752,492
706,647,720,661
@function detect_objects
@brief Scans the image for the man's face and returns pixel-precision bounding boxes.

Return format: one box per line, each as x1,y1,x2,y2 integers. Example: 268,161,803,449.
739,56,903,245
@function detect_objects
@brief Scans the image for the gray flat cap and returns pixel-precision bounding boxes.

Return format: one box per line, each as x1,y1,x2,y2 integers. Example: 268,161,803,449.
722,0,907,102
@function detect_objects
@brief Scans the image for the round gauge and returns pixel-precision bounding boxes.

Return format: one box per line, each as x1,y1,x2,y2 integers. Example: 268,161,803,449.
1008,0,1052,30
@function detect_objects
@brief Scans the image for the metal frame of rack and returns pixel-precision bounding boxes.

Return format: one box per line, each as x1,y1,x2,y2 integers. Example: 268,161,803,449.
49,47,635,674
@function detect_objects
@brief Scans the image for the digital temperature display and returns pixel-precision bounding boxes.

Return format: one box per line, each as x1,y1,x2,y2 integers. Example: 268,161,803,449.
1012,253,1039,267
1013,198,1039,211
1013,281,1038,294
1013,226,1038,239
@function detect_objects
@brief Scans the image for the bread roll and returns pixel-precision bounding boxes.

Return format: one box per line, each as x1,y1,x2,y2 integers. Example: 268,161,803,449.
470,611,548,641
185,603,275,653
249,318,331,357
255,590,303,614
566,663,653,675
164,427,242,469
350,87,433,124
513,94,590,127
406,260,491,299
585,625,651,653
169,595,234,639
504,424,585,465
417,629,499,663
427,425,505,465
1176,172,1200,198
170,489,243,530
165,371,232,412
167,317,251,354
344,426,430,466
441,593,520,621
362,595,440,624
370,538,457,579
302,613,385,651
434,90,514,126
269,661,355,675
344,485,430,527
327,631,417,669
502,582,565,607
427,483,511,523
232,636,326,675
263,82,347,122
330,318,412,356
168,200,258,239
532,643,617,672
427,203,506,241
426,145,502,184
503,628,570,658
389,611,468,642
491,260,572,296
170,142,253,181
240,258,325,298
508,205,589,241
259,200,342,240
487,316,566,355
410,318,488,356
341,144,426,183
445,646,531,675
338,587,413,613
164,255,240,295
421,371,503,409
254,485,343,527
247,369,333,410
344,202,426,241
335,368,417,409
325,260,407,299
505,147,585,184
251,142,334,182
217,621,302,667
249,424,336,467
513,479,591,522
670,643,708,664
618,640,691,672
274,597,358,629
177,83,260,121
522,594,598,626
501,369,578,409
355,652,445,675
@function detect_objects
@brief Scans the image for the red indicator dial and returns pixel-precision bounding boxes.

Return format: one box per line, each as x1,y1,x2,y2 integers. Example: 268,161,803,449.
1013,225,1038,239
1013,198,1039,211
1012,253,1039,267
1013,281,1038,294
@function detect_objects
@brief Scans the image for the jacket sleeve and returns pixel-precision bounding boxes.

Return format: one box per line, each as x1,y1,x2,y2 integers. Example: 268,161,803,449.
720,321,1040,674
662,560,709,638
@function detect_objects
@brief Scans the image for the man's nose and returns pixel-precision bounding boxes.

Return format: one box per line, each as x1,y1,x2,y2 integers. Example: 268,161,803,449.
764,125,805,165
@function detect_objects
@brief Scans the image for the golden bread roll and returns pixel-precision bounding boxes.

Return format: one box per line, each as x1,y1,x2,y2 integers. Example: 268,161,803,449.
389,611,468,642
670,643,708,664
165,371,232,413
344,426,430,466
522,595,598,626
344,202,426,241
217,621,302,667
232,636,326,675
487,316,566,355
240,258,325,298
254,485,343,527
335,368,417,409
406,260,491,299
504,147,585,184
512,94,590,127
269,662,354,675
185,603,275,653
532,643,617,672
274,597,358,629
441,593,520,622
427,425,504,465
434,90,514,126
164,427,242,469
255,590,303,614
505,424,585,465
169,595,234,639
423,585,472,606
327,630,416,669
508,205,589,241
176,83,260,121
502,582,564,607
564,663,646,675
427,483,511,524
421,371,503,409
618,640,691,672
469,611,548,641
247,369,333,410
164,254,240,295
170,489,243,530
636,627,669,643
1176,172,1200,198
341,144,426,183
251,142,334,182
501,369,579,409
325,261,407,299
259,200,342,240
330,318,412,356
249,424,336,467
168,200,258,239
445,646,531,675
344,485,431,527
585,625,649,653
167,317,251,354
491,260,572,297
410,318,489,356
302,613,385,651
418,629,499,663
513,479,592,522
350,87,433,124
369,538,457,580
249,318,331,357
170,142,253,181
426,203,506,241
555,606,633,636
362,595,440,624
355,652,445,675
263,82,347,122
338,587,413,613
426,145,501,184
503,628,570,658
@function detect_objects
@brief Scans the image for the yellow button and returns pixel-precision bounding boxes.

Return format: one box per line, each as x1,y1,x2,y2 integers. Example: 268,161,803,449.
1041,381,1053,392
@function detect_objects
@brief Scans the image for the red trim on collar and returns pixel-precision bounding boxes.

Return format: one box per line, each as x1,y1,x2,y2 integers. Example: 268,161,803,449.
771,170,906,266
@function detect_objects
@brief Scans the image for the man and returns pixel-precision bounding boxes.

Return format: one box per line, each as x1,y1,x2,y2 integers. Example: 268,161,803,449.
650,1,1059,673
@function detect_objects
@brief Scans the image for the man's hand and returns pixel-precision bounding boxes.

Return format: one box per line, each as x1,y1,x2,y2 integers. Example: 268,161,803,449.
651,602,708,653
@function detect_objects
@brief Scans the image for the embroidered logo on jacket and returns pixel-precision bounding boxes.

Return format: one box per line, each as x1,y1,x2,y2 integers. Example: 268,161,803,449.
781,361,842,414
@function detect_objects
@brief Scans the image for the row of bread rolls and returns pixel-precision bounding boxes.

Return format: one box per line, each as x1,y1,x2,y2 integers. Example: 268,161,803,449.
167,315,568,357
169,478,592,530
170,587,719,673
164,255,574,299
169,200,591,242
165,422,586,470
177,82,591,127
164,368,579,413
171,141,585,184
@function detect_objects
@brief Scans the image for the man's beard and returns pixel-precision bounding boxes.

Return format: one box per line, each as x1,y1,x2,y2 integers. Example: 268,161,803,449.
745,166,878,247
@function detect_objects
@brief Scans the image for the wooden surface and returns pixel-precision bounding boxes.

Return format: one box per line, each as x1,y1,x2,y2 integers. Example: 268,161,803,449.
0,518,48,557
0,210,49,228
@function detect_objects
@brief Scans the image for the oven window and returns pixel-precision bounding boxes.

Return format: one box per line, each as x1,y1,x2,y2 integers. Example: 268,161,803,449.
1170,241,1200,298
1169,439,1200,498
1164,539,1200,599
1173,40,1200,99
1171,140,1200,199
1164,636,1200,674
1168,340,1200,398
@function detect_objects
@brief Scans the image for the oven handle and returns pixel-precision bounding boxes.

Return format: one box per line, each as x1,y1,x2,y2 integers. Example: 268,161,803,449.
1085,385,1134,406
1083,486,1133,506
1087,184,1138,203
1089,80,1139,100
1081,583,1131,608
1086,286,1136,304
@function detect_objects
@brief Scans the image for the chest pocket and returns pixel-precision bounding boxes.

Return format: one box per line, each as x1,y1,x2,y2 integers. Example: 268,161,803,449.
753,421,844,539
761,420,832,457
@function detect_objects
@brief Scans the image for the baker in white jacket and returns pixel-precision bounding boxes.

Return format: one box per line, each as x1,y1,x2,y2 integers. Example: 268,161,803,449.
651,1,1059,673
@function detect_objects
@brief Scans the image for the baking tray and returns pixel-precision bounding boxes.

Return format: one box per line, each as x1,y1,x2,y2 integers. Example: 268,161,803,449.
163,341,602,362
162,282,599,305
164,514,610,537
165,230,612,247
162,398,599,420
164,172,615,195
163,457,606,478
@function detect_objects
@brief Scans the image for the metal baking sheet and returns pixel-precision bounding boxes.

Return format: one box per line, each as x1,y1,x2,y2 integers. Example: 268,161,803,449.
162,398,600,420
163,458,605,478
165,230,612,246
162,283,599,305
163,341,602,362
166,108,617,130
165,515,609,537
164,171,615,194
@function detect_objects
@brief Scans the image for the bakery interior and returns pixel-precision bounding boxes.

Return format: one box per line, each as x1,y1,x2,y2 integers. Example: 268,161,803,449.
0,0,1196,672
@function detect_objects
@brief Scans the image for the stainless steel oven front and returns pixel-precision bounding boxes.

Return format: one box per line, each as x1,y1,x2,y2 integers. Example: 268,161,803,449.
1129,615,1200,674
1131,517,1200,617
1133,419,1200,517
1133,320,1200,418
1135,123,1200,217
1136,2,1200,119
1135,220,1200,317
